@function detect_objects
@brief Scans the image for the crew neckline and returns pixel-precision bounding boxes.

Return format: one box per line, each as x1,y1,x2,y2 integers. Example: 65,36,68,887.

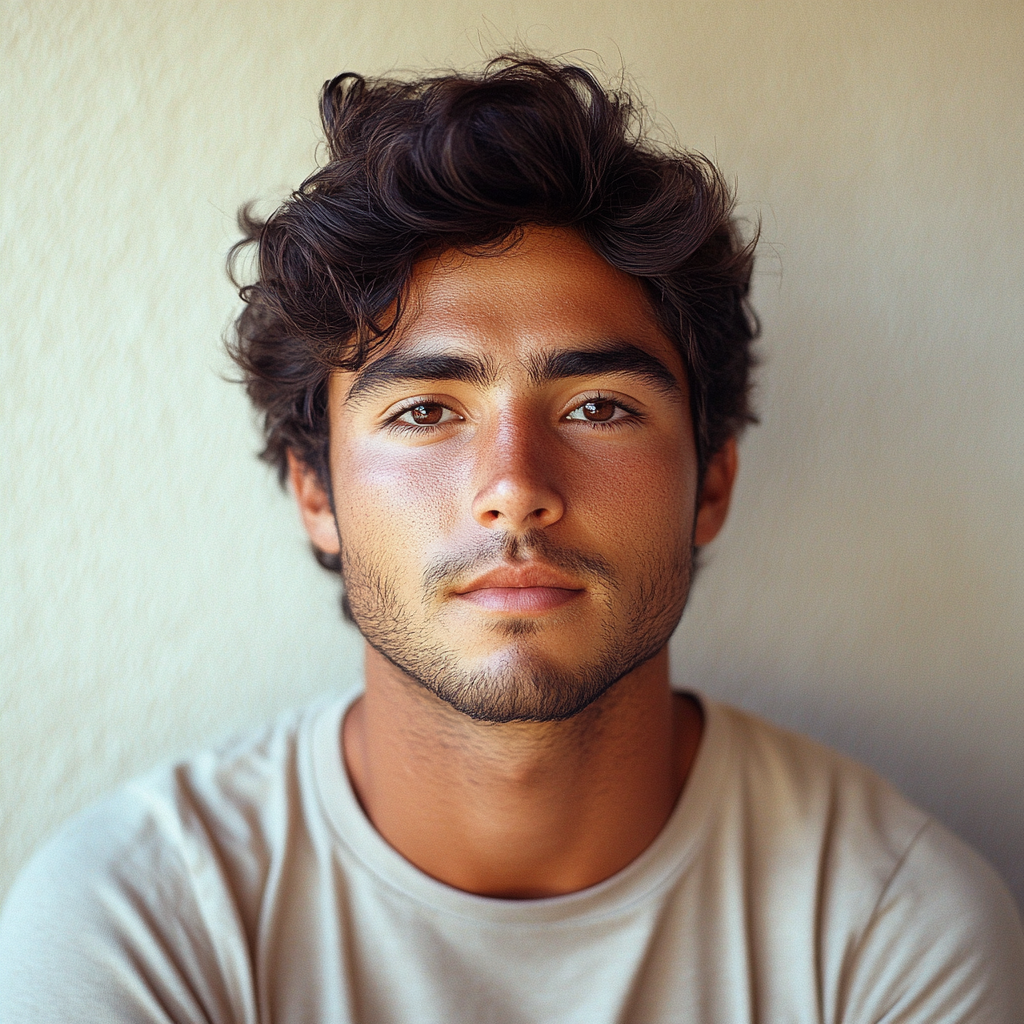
309,687,730,927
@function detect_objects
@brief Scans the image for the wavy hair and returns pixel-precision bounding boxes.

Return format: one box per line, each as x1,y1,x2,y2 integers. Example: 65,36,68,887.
228,55,758,574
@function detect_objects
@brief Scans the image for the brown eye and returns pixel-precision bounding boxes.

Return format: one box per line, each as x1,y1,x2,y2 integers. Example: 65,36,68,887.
410,403,443,424
582,399,616,422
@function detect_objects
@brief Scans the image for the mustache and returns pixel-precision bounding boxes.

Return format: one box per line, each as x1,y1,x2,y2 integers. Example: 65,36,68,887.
421,530,618,597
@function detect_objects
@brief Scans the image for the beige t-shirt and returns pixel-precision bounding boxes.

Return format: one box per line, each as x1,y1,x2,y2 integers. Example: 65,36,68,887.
1,690,1021,1023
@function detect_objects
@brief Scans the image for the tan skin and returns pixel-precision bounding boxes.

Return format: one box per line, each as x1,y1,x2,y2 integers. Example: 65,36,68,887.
291,226,738,899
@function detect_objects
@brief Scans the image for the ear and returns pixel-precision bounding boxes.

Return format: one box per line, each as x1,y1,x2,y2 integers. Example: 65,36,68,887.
287,450,341,555
693,437,738,547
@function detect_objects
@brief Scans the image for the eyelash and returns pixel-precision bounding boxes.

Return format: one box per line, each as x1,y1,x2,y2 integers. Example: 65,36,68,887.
565,392,643,428
383,393,643,433
385,398,464,433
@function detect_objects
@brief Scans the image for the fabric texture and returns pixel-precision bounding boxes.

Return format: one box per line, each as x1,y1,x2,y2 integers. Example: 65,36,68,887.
2,690,1022,1023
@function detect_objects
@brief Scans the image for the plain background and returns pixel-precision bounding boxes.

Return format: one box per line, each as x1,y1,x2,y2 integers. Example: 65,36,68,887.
2,0,1022,915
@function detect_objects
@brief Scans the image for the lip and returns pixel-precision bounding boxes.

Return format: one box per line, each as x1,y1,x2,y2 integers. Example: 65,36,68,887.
452,564,586,614
455,564,585,592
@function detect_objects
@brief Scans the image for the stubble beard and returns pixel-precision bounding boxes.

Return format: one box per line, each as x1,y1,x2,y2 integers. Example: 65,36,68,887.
341,529,694,724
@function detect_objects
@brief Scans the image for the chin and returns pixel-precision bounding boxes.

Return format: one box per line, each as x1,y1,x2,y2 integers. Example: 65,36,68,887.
407,645,629,725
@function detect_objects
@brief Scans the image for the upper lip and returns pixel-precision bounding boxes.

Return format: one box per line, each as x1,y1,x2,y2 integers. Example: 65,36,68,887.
453,563,586,594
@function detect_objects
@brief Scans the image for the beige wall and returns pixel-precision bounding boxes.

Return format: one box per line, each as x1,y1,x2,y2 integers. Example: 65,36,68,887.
3,0,1022,912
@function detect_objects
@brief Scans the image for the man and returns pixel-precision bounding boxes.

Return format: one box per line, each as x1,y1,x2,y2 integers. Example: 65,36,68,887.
1,55,1021,1022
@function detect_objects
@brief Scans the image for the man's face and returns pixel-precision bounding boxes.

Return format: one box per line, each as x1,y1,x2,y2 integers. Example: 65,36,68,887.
305,226,728,722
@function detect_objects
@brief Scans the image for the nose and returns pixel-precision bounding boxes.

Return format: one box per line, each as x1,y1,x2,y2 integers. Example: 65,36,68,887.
471,417,565,532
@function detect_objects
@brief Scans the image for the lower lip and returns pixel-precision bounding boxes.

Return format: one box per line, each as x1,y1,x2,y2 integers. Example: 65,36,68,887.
455,587,584,613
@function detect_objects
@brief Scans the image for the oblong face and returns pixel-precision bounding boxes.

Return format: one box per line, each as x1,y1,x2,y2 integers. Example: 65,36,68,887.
321,225,705,722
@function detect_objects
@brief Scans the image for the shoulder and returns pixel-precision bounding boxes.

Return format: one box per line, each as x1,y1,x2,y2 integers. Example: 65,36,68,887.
702,699,932,875
839,817,1024,1021
698,699,1024,1021
0,697,343,1022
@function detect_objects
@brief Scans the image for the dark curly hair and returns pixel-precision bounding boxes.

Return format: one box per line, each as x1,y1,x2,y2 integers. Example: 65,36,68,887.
228,54,758,575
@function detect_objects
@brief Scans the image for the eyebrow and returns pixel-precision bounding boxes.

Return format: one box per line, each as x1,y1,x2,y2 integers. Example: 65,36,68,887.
524,344,682,397
344,342,683,404
345,353,494,403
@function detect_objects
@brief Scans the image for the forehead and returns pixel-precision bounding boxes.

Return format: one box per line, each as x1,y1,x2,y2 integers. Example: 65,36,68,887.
373,225,685,378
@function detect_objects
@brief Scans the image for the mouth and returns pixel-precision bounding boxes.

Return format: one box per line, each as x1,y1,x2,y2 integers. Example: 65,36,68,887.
451,564,587,614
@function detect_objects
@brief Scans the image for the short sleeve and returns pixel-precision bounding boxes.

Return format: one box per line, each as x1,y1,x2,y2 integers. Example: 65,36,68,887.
838,819,1024,1023
0,790,255,1024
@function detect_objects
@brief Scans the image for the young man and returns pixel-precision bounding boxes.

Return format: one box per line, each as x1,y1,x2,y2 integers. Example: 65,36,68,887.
1,56,1021,1022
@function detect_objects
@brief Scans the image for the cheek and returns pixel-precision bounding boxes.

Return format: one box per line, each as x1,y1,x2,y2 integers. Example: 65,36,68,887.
563,440,697,549
329,425,697,559
331,440,465,553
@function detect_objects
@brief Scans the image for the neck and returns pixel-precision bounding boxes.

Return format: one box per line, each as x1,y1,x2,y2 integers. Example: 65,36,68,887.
342,644,702,898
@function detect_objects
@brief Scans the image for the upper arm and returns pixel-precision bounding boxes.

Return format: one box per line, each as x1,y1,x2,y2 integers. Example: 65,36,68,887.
838,820,1024,1024
0,797,253,1024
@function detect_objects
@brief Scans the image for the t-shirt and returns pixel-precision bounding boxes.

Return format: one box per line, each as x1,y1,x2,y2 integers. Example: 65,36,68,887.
1,690,1021,1023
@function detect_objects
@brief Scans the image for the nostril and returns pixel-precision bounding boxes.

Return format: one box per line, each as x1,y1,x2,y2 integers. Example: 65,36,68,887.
472,483,565,530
